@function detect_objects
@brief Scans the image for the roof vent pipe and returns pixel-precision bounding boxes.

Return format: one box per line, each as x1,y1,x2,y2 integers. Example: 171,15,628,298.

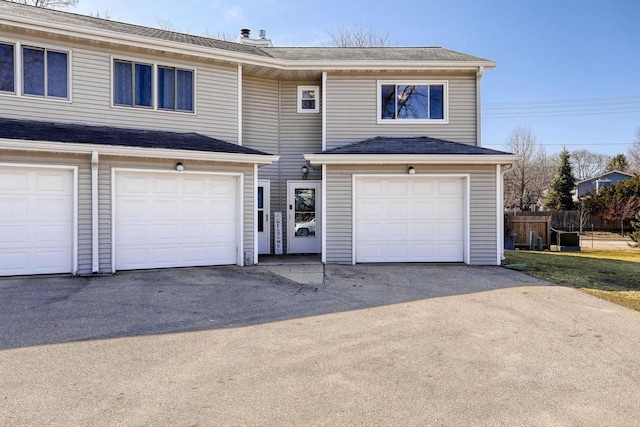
240,28,250,38
259,29,266,39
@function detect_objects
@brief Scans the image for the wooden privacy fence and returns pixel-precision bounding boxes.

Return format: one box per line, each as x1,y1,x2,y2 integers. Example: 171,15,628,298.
510,215,551,248
513,211,625,232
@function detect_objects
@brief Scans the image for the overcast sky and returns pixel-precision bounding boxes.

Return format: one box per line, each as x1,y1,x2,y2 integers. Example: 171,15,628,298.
72,0,640,155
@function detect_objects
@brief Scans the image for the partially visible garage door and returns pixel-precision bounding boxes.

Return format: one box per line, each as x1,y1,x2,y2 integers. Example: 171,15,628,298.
0,166,75,276
355,176,465,263
114,171,239,270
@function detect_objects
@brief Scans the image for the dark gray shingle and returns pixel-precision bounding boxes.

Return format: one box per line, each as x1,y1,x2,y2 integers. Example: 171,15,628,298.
318,136,512,155
0,117,272,156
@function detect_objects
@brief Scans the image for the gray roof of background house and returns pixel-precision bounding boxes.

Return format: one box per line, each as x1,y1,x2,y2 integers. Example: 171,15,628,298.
0,1,493,64
318,136,512,155
0,117,272,156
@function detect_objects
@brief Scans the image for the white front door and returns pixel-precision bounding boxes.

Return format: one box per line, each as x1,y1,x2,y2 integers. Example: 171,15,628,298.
0,166,75,276
114,170,239,270
257,180,270,254
287,180,321,254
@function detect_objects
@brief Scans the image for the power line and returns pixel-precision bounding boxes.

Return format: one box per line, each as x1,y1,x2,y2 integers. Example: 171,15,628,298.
484,95,640,107
483,94,640,118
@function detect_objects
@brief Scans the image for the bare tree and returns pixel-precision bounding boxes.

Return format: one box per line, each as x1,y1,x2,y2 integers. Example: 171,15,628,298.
325,23,397,47
628,128,640,174
503,127,552,211
90,10,115,20
7,0,78,9
602,195,640,236
202,29,237,42
570,149,608,181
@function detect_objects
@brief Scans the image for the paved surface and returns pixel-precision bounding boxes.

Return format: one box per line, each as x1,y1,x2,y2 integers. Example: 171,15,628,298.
1,265,639,426
580,236,637,250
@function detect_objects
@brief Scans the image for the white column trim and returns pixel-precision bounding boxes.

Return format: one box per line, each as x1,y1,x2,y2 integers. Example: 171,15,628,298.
322,164,327,264
253,163,258,265
238,65,243,146
322,71,327,151
91,151,99,273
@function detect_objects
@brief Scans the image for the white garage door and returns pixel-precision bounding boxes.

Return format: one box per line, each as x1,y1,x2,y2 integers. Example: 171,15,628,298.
114,171,239,270
0,166,75,276
355,176,465,263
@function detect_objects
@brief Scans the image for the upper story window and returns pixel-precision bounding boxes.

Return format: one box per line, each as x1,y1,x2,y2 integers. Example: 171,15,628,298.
113,59,195,113
297,85,319,113
0,41,70,100
378,81,448,123
0,43,15,93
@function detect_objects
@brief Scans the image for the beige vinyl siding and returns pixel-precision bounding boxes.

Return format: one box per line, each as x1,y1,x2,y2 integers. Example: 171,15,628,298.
98,157,255,272
0,152,93,274
325,72,477,148
325,164,497,265
0,33,238,143
243,76,323,254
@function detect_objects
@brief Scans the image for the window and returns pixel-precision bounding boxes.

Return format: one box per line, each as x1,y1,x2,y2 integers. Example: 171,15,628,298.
378,81,447,123
22,46,69,99
158,66,194,112
113,60,152,108
0,42,15,93
297,85,319,113
113,59,194,112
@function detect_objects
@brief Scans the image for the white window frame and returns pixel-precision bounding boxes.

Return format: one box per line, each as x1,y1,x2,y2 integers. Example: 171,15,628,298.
110,55,197,114
297,85,319,113
0,38,72,102
376,80,449,124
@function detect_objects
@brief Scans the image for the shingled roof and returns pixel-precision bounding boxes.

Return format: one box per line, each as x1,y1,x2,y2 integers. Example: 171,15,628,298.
0,117,271,156
318,136,512,155
0,1,494,65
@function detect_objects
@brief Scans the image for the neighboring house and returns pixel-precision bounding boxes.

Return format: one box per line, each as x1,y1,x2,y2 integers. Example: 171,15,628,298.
576,171,634,198
0,1,519,276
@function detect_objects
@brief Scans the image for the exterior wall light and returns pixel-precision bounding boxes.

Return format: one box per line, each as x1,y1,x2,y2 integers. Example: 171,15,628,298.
301,165,309,178
408,166,415,175
175,162,185,172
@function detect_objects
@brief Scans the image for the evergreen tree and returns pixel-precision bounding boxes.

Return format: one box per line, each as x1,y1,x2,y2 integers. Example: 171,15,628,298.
605,153,629,172
545,148,576,210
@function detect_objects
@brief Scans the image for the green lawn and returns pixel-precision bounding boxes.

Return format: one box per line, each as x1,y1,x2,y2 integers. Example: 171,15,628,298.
504,249,640,311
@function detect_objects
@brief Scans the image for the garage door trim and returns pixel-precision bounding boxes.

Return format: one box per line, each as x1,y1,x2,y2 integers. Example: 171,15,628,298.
111,167,244,272
352,174,470,265
0,162,79,275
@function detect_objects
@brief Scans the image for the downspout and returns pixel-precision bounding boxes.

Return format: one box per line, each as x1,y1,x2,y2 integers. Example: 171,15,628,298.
237,65,243,146
91,151,99,273
476,66,484,147
497,163,513,264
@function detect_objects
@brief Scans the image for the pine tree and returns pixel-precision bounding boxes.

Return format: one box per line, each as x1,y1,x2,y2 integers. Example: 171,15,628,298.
545,148,576,210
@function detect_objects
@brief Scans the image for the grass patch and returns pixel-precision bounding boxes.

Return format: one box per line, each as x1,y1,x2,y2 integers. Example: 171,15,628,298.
505,249,640,311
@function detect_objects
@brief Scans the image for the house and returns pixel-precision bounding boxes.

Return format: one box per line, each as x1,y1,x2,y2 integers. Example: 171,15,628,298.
576,171,634,198
0,1,519,276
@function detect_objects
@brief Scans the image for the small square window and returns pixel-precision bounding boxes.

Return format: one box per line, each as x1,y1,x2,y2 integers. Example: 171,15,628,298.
297,85,319,113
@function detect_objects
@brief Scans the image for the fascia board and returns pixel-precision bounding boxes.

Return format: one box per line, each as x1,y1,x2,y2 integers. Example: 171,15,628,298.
1,13,496,72
304,153,521,165
0,139,279,165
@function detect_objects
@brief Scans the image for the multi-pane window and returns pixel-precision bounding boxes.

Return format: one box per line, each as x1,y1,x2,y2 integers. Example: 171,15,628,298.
379,82,447,122
0,42,69,99
158,66,194,112
0,43,15,93
114,59,194,112
297,85,319,113
22,47,69,99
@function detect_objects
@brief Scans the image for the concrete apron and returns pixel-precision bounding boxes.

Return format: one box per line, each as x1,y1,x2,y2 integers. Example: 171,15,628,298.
259,255,324,285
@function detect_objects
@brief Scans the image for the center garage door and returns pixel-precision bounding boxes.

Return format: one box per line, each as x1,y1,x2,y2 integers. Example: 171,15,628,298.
355,176,465,263
114,170,239,271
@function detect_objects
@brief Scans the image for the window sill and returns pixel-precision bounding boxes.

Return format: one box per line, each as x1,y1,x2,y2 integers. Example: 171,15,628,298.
376,118,449,125
110,104,197,116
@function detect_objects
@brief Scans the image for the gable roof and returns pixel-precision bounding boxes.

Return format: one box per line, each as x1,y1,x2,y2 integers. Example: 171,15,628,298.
305,136,519,165
576,170,634,185
0,1,495,69
0,117,274,159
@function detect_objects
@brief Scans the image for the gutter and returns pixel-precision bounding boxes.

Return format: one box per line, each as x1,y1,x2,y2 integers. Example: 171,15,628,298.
304,153,521,166
0,139,280,165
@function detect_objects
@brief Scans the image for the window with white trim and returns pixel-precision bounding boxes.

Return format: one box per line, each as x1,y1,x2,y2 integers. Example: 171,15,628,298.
0,41,70,99
113,59,195,112
297,85,319,113
378,81,447,123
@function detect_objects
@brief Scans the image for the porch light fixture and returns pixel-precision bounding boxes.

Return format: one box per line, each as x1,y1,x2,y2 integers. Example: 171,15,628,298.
175,162,185,172
301,165,309,175
408,166,415,175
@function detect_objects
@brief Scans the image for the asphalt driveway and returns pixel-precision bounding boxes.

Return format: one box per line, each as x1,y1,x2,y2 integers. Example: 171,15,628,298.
1,265,639,425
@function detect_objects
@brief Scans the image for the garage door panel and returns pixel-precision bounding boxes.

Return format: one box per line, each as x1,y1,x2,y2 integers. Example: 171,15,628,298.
0,167,74,276
115,171,239,270
356,176,464,263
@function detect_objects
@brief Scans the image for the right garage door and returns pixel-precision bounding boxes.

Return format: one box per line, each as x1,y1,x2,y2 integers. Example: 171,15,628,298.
355,176,465,263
